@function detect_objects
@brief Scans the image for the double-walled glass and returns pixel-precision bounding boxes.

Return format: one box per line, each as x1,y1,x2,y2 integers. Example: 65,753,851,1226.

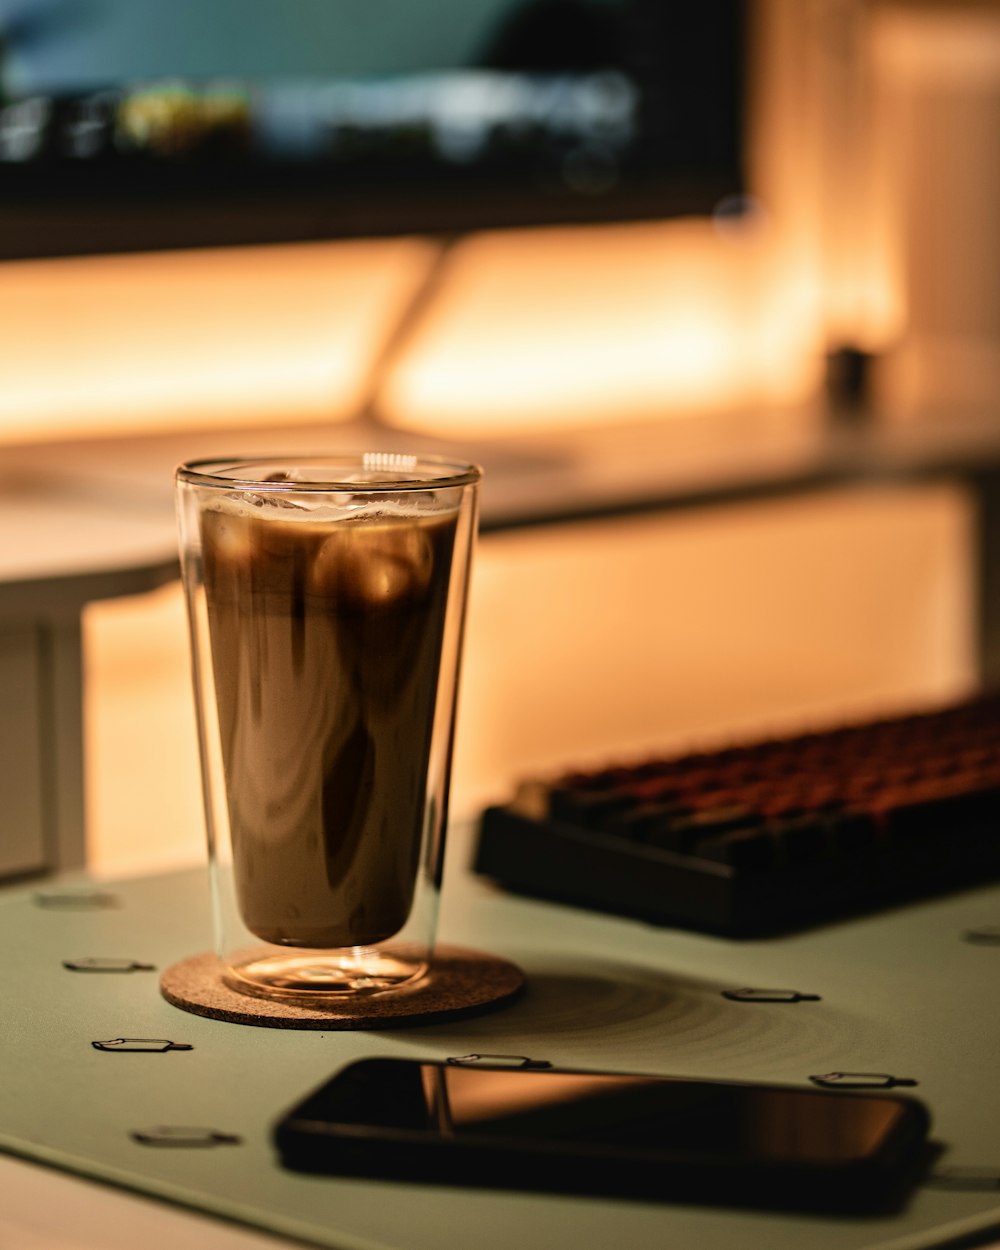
176,454,480,1001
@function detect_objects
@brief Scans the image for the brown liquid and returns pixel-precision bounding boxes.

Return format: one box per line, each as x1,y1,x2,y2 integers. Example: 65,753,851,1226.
200,502,457,948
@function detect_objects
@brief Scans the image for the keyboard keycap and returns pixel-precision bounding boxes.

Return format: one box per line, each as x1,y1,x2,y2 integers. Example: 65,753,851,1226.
477,693,1000,936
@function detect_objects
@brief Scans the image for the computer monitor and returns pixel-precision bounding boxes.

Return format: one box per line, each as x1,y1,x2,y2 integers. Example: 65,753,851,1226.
0,0,747,257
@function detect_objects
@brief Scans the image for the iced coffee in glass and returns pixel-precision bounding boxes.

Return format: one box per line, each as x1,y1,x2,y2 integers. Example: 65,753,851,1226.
175,454,480,1000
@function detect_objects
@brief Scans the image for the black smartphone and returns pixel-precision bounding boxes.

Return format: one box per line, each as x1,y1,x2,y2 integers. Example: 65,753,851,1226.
273,1058,932,1213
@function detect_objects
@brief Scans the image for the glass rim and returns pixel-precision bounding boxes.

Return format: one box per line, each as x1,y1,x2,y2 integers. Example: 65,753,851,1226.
175,452,482,492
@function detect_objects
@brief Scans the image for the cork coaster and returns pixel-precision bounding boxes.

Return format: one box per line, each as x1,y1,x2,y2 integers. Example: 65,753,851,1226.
160,946,526,1030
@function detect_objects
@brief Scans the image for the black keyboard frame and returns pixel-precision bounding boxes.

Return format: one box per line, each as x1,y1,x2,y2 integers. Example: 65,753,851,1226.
475,697,1000,937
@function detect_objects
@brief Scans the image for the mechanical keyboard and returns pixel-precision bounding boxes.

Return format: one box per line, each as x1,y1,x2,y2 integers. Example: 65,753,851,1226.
474,693,1000,936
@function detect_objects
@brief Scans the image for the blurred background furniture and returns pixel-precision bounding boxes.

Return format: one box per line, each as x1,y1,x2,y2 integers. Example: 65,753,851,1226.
3,0,1000,881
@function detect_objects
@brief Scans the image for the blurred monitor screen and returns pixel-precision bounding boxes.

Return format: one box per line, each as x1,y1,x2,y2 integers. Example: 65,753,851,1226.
0,0,746,256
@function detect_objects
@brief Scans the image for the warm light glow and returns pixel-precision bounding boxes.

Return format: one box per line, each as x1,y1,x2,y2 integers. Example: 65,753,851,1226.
748,0,906,356
868,1,1000,417
381,218,824,438
0,213,834,447
453,483,975,814
873,3,1000,85
4,1,969,448
82,484,975,877
0,237,438,443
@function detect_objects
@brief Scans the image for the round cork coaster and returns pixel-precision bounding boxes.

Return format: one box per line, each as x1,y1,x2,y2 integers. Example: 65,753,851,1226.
160,946,526,1030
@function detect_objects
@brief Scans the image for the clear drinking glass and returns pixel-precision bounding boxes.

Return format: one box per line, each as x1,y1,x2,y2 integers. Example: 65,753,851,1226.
175,453,480,1001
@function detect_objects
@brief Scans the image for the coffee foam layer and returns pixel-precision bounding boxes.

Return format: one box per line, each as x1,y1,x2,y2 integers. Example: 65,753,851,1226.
205,491,452,526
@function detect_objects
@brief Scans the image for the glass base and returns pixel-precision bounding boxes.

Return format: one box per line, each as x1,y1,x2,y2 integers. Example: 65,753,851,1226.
223,944,429,1001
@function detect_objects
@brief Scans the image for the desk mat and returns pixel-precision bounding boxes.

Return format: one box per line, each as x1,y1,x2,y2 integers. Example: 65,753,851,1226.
3,856,1000,1250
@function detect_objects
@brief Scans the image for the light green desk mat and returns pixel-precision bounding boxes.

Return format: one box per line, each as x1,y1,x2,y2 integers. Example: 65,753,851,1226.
4,825,1000,1250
